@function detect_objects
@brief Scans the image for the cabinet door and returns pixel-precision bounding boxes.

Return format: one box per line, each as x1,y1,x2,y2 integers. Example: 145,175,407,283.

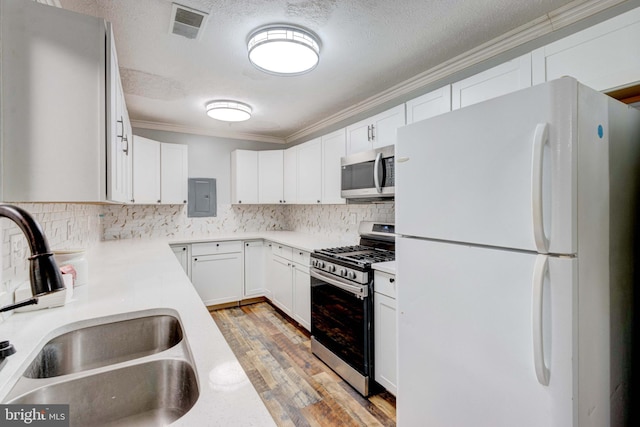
132,136,161,204
244,241,265,298
406,85,452,124
191,252,243,306
321,129,346,204
374,291,397,395
371,104,406,149
297,138,322,204
161,143,188,204
170,245,190,278
283,147,297,204
1,0,107,202
271,255,293,316
531,7,640,92
258,150,284,204
231,150,258,204
346,119,373,155
293,264,311,331
452,53,532,110
107,27,131,204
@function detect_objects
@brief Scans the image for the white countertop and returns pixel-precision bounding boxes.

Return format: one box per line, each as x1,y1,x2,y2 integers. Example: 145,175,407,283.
0,231,347,426
372,260,396,275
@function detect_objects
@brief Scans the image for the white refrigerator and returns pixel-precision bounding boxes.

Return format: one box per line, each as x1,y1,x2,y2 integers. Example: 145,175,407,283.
395,77,640,427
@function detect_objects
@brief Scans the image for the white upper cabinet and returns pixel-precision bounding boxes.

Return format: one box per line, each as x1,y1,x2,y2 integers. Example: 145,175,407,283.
132,137,188,204
296,138,322,204
532,7,640,92
283,147,297,204
160,143,188,204
106,25,132,204
258,150,284,204
231,150,259,204
346,105,406,155
452,53,532,110
0,0,116,202
132,136,161,203
321,129,346,204
406,85,452,124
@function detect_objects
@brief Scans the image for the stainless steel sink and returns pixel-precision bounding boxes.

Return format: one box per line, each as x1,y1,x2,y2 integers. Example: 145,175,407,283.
2,311,200,426
8,359,198,427
23,314,183,378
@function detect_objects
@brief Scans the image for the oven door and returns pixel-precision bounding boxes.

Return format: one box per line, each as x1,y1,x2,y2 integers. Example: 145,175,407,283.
341,145,395,199
310,268,372,376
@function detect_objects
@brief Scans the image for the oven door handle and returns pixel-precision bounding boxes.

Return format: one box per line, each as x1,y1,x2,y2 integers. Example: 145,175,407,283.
310,269,368,298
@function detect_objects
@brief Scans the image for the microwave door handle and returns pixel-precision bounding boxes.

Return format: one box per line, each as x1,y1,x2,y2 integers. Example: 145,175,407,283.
374,152,383,193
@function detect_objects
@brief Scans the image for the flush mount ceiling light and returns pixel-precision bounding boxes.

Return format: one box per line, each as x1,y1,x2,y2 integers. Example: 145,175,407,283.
247,25,320,75
205,101,252,122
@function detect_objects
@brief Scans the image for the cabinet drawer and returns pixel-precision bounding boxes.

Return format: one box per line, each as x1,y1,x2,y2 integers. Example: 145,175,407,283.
192,241,243,256
292,249,310,267
374,271,396,299
271,243,293,259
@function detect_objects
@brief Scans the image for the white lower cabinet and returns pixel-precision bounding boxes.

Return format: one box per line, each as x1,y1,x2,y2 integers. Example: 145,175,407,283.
170,244,190,278
271,253,294,315
244,240,266,298
191,241,243,306
268,243,311,331
374,270,397,396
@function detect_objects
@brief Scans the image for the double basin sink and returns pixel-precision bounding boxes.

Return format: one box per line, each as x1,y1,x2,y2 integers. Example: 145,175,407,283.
2,310,199,426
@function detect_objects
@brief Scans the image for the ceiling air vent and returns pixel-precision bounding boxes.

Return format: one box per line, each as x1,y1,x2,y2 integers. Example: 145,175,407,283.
170,3,208,40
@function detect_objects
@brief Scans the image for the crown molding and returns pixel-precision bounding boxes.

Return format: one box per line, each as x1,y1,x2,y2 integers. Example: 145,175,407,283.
131,120,286,144
285,0,630,143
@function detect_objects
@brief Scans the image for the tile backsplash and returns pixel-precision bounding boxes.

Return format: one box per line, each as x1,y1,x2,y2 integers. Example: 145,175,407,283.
102,204,289,240
1,203,103,298
286,203,395,243
101,202,394,243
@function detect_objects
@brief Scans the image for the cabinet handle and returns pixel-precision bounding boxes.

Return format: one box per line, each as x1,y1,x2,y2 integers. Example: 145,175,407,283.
194,258,198,261
283,200,286,203
238,200,242,204
389,278,395,283
182,247,186,251
122,136,129,154
216,243,220,247
317,200,320,203
299,252,303,255
246,243,249,247
278,246,282,249
367,125,372,142
370,124,375,140
157,200,161,203
116,117,124,139
183,200,187,204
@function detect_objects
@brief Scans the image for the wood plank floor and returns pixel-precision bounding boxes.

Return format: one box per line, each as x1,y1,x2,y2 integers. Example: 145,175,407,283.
211,302,396,427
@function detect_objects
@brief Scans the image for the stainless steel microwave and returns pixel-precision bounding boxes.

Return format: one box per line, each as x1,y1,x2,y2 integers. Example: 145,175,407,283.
341,145,394,201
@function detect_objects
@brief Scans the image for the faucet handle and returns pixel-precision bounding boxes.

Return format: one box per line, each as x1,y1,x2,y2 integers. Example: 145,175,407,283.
0,341,16,358
0,297,38,313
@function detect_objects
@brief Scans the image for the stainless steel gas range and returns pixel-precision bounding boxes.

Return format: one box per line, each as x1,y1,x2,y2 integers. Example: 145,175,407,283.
310,222,395,396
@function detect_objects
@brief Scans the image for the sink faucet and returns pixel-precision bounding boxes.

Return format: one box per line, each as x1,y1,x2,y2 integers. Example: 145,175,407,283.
0,204,65,313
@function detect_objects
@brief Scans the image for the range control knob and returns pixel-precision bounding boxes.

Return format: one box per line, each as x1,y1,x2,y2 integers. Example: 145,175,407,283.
317,261,325,269
339,269,347,277
327,265,336,273
311,259,317,267
347,271,356,280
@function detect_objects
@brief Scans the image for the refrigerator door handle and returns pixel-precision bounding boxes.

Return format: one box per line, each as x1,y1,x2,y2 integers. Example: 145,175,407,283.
532,254,550,386
531,123,550,254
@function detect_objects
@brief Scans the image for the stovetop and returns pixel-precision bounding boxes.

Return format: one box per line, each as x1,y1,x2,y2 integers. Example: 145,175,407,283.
314,245,395,267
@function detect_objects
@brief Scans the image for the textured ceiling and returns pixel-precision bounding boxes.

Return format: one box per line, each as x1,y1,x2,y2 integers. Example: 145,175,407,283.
58,0,579,142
